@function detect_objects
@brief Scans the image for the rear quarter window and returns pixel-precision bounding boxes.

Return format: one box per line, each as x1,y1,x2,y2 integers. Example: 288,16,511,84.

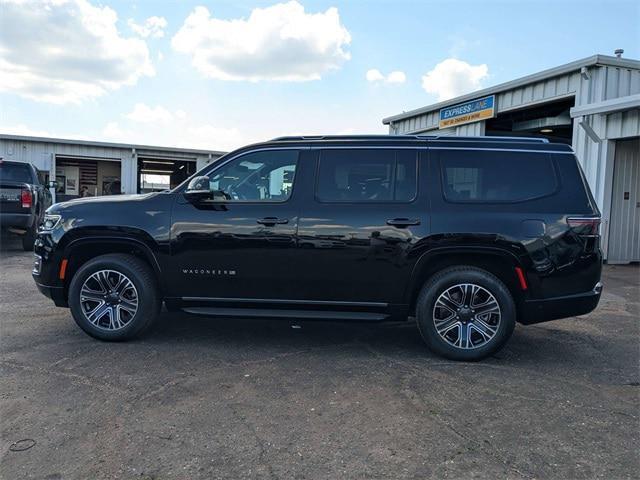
440,150,558,203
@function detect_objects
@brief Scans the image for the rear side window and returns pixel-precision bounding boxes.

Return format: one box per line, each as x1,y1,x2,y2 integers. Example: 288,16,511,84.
316,149,417,202
0,163,32,183
440,151,558,203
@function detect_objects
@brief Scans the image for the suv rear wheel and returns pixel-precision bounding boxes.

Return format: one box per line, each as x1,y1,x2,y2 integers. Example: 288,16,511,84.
68,254,160,341
416,266,516,361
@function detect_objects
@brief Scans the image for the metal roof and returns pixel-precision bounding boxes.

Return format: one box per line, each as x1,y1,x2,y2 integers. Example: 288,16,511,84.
0,133,227,156
382,54,640,125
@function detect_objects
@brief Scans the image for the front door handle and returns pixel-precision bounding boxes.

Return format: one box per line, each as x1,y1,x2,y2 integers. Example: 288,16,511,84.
257,217,289,226
386,218,420,228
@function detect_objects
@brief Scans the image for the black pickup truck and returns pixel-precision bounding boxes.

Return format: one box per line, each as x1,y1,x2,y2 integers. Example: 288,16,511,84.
0,159,53,250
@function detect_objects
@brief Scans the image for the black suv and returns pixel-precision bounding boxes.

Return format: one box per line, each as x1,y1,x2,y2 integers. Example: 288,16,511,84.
32,135,603,360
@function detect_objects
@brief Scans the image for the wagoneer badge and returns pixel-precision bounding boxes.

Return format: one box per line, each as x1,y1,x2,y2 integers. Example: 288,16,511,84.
182,268,236,276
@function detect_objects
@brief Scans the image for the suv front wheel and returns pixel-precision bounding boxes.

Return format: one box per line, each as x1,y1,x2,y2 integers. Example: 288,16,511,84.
68,254,160,341
416,266,516,361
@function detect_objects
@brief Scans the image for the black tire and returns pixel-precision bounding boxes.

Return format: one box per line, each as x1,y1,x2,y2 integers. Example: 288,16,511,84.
68,254,160,341
22,227,36,251
416,266,516,361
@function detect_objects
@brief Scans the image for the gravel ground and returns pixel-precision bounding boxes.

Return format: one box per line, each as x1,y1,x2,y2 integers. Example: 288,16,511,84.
1,233,639,479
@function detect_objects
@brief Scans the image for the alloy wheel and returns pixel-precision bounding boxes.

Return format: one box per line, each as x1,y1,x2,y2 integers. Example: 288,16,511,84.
79,269,139,331
432,283,501,349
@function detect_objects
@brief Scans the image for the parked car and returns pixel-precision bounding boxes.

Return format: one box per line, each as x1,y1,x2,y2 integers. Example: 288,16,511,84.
32,135,603,360
1,159,53,250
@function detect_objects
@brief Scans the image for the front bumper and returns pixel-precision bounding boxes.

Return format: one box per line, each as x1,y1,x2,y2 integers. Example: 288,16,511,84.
519,282,603,325
34,281,68,307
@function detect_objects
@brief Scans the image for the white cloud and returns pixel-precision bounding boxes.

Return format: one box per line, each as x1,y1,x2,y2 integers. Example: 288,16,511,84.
421,58,488,101
128,16,168,38
366,69,385,82
125,103,174,123
366,68,406,84
0,0,154,104
171,1,351,81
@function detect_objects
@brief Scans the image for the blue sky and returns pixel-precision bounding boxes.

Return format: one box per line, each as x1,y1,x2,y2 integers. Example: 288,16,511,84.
1,0,638,151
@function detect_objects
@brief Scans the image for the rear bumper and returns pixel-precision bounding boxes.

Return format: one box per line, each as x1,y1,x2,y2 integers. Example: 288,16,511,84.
0,213,34,230
34,281,68,307
519,282,603,325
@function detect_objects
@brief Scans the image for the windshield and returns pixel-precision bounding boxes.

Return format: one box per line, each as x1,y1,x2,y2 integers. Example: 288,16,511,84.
0,162,32,183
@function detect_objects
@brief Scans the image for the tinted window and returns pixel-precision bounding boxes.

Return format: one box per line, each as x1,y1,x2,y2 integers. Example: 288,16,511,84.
316,149,417,202
208,150,298,202
441,151,557,202
0,163,32,183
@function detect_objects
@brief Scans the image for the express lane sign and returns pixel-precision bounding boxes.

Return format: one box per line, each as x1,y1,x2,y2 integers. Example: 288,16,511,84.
439,95,495,129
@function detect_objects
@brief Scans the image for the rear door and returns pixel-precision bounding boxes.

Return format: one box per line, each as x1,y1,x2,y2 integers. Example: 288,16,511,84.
294,147,428,304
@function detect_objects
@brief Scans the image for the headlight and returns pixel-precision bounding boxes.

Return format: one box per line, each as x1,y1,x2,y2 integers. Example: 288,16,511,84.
41,214,61,231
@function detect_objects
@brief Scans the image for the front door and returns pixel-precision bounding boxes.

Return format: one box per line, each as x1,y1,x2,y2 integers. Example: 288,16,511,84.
294,148,429,305
169,148,302,300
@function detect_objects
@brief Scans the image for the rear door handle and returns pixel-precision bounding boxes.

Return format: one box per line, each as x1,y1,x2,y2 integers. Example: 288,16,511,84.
386,218,421,227
257,217,289,226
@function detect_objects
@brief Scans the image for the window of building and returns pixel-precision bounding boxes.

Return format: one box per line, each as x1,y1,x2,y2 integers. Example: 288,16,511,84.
316,149,417,202
208,150,298,202
441,151,557,202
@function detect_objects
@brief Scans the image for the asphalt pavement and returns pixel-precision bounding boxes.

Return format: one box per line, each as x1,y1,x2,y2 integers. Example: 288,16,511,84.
1,234,638,479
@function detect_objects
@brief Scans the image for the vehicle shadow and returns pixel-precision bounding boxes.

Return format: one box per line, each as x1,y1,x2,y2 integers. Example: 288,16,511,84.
0,233,26,254
142,308,615,372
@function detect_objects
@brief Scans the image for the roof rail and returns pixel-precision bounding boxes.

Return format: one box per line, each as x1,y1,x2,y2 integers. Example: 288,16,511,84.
423,135,549,143
270,134,549,143
270,134,434,142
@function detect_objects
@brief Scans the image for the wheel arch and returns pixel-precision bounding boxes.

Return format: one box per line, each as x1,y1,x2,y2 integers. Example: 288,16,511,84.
61,235,163,301
405,247,527,318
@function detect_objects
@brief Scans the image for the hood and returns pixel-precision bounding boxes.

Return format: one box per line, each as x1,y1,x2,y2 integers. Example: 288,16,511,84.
48,192,160,214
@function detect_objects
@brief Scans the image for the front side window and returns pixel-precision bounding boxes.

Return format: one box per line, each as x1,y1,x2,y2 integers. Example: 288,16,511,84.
441,151,558,203
208,150,298,202
316,149,417,202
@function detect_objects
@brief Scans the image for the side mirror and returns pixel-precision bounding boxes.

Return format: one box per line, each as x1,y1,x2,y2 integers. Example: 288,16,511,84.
48,180,58,189
184,176,212,202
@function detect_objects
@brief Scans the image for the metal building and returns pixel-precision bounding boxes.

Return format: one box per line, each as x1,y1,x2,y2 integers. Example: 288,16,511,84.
383,54,640,264
0,134,225,203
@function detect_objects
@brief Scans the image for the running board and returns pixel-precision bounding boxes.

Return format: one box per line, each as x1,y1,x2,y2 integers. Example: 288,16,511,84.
181,307,389,322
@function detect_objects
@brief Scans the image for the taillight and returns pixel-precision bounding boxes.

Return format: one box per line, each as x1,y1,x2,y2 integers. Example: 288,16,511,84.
21,188,32,208
567,217,600,236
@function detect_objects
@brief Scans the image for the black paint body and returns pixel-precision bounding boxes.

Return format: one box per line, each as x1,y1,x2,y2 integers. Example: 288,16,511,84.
33,136,603,324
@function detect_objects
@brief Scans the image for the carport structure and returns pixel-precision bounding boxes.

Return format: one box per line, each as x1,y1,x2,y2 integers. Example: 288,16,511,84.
383,54,640,263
